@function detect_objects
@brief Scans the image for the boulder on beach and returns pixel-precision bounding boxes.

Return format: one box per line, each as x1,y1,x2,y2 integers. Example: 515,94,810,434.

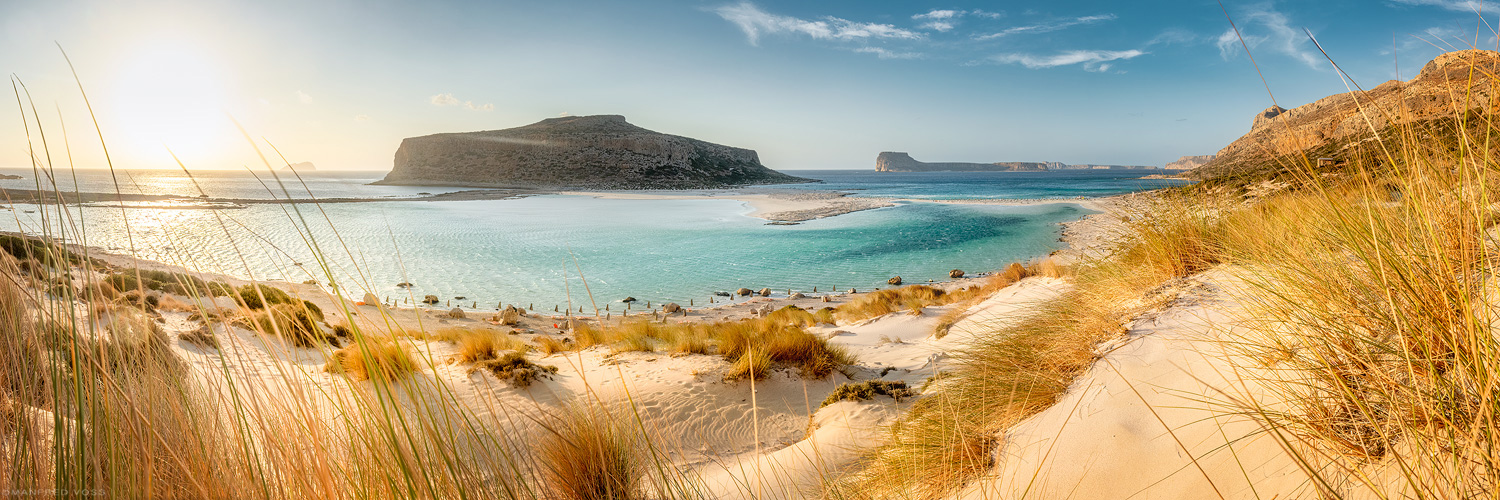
757,287,771,297
821,295,832,303
422,295,440,305
736,288,752,296
362,292,380,305
714,291,732,297
496,305,521,325
888,276,903,285
662,303,682,314
622,297,637,303
397,282,414,288
447,308,466,319
950,269,965,279
789,292,806,299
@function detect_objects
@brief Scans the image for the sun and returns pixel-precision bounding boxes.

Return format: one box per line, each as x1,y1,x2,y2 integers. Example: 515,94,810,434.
107,39,237,168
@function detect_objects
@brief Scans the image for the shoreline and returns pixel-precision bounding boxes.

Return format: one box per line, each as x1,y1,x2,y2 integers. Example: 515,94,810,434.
1,189,1125,324
5,182,1115,224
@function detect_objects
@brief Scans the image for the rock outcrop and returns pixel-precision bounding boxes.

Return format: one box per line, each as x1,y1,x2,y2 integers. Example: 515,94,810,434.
376,115,810,189
1192,50,1500,180
0,174,21,180
875,152,1048,172
1164,155,1215,170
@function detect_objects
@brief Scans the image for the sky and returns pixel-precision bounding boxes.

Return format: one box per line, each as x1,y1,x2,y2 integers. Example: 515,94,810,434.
1,0,1496,172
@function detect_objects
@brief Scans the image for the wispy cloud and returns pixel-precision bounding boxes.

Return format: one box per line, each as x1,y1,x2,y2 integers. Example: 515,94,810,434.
1389,0,1500,13
1146,28,1202,46
354,114,372,122
975,14,1116,40
912,9,959,31
713,2,923,46
1215,4,1320,68
910,9,1003,32
296,90,313,104
430,93,493,111
990,49,1145,71
855,47,923,59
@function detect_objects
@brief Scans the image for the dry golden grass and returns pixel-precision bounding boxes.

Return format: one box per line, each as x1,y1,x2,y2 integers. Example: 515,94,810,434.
573,310,851,380
842,204,1213,499
238,303,337,348
834,285,946,323
537,335,572,355
537,407,643,500
325,337,418,382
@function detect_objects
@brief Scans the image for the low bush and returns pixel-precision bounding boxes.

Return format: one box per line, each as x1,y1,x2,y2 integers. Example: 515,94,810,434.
821,380,916,407
475,352,558,388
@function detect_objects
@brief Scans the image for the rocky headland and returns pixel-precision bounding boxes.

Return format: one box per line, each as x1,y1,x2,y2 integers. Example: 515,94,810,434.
375,115,811,189
1191,49,1500,180
875,152,1157,172
875,152,1047,172
1164,154,1214,170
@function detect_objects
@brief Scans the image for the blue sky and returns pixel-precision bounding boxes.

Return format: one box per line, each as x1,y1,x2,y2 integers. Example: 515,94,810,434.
1,0,1495,171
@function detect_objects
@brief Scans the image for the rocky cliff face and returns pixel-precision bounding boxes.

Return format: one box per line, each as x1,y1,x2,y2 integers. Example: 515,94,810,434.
1165,155,1215,170
376,115,809,189
1192,50,1500,180
875,152,1048,172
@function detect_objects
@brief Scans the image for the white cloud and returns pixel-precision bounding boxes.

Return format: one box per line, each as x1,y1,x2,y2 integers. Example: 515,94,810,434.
1215,5,1321,68
990,49,1146,71
913,9,958,31
1390,0,1500,13
910,9,1004,32
431,93,493,111
855,47,923,59
975,14,1116,40
354,114,372,122
296,90,313,104
1146,28,1201,46
712,2,923,46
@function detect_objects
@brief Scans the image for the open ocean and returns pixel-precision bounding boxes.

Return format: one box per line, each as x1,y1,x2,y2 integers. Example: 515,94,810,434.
0,168,1188,310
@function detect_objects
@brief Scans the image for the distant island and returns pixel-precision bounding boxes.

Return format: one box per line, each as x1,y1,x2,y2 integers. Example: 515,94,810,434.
282,161,315,172
0,174,20,180
875,152,1158,172
375,115,810,189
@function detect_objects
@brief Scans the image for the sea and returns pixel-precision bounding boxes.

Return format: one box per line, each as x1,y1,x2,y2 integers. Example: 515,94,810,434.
0,168,1188,311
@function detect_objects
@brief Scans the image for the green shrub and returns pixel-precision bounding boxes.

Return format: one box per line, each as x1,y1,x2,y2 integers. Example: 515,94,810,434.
821,380,916,407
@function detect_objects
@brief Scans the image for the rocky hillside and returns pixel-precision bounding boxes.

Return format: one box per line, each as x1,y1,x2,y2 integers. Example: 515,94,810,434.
1191,49,1500,181
376,115,810,189
1164,155,1214,170
875,152,1047,172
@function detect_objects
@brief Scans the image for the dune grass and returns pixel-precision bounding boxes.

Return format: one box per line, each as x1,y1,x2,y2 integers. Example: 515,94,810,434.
573,308,853,380
325,337,419,381
837,196,1223,499
537,406,644,500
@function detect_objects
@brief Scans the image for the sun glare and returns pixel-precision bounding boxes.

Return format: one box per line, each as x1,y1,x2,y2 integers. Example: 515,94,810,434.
107,39,236,168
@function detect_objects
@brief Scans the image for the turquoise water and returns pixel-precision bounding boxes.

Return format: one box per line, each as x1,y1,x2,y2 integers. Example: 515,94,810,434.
783,169,1191,199
0,169,1173,310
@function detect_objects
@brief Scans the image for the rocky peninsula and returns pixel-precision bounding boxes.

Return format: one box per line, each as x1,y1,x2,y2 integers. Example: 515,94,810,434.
875,152,1047,172
375,115,811,189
